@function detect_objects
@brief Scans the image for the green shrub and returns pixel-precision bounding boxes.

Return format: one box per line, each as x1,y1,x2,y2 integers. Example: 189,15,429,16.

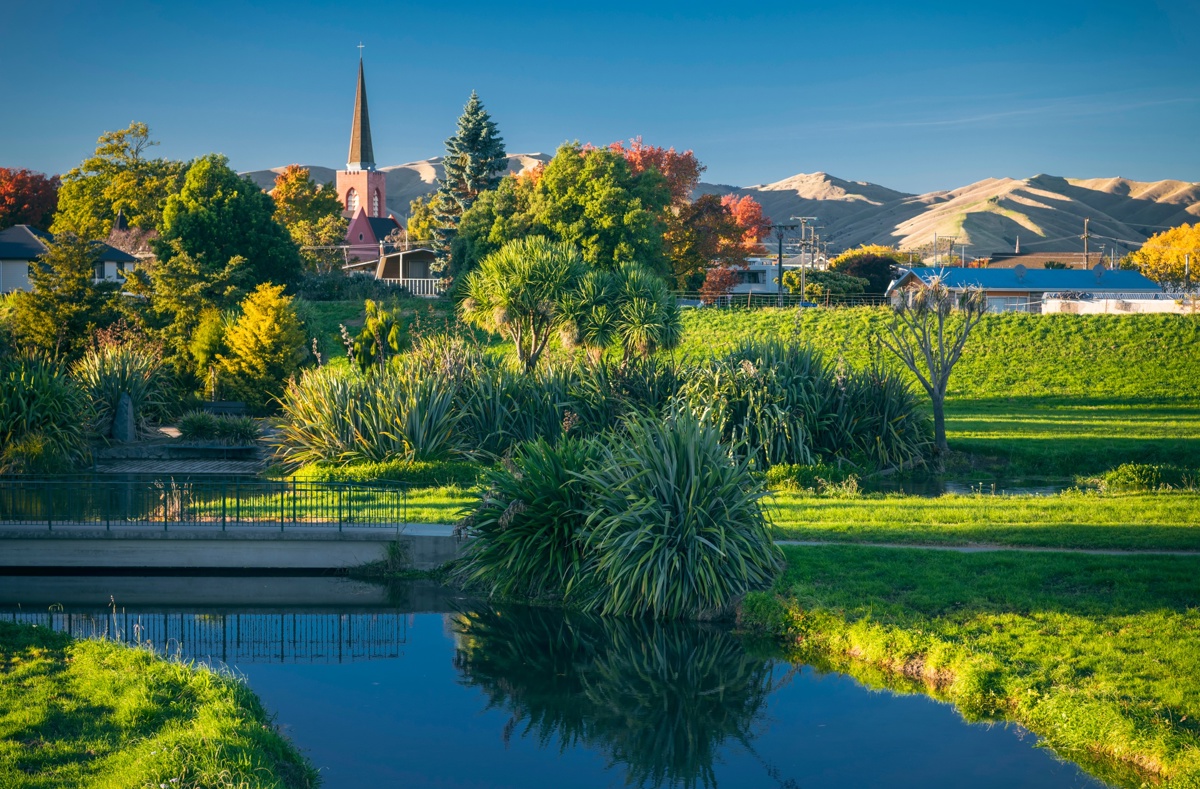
454,436,605,601
1101,463,1196,492
674,340,929,471
295,458,483,487
73,343,174,439
0,356,90,473
579,413,783,619
177,411,260,444
216,283,307,413
178,410,218,440
765,462,858,492
274,364,464,467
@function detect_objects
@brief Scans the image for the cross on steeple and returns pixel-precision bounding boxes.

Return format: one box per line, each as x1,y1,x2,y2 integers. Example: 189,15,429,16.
357,42,364,59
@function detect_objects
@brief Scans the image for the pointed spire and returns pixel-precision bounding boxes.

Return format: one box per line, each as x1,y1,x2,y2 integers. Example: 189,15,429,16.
347,58,375,171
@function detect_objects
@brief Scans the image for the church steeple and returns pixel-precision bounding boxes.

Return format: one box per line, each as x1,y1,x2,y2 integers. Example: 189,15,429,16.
347,57,375,171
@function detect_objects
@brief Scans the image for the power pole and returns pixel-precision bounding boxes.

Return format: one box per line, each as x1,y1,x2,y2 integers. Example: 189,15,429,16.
933,233,938,266
789,217,817,303
1081,217,1091,267
770,223,799,307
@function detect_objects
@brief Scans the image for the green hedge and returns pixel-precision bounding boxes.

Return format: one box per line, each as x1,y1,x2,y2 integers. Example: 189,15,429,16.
292,458,485,488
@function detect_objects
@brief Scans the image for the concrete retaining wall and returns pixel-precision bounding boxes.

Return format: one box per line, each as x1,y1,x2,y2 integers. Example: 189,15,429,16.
0,527,461,570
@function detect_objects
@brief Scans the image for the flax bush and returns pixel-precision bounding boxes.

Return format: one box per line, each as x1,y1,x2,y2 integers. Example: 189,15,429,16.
0,356,90,473
456,413,782,619
273,364,463,467
579,413,782,619
73,343,173,439
674,340,930,472
454,436,605,601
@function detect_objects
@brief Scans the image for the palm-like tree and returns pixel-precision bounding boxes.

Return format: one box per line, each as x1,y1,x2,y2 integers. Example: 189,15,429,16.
460,236,586,372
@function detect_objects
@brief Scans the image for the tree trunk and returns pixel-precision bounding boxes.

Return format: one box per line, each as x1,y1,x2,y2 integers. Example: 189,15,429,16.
931,393,948,458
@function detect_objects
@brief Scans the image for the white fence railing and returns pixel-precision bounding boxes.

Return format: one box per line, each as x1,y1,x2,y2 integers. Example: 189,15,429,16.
381,278,446,297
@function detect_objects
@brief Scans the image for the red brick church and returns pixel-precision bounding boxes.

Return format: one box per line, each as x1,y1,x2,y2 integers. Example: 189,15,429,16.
336,57,401,261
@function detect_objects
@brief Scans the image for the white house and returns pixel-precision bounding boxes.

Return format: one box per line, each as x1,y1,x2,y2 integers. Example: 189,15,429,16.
0,224,140,293
886,265,1163,313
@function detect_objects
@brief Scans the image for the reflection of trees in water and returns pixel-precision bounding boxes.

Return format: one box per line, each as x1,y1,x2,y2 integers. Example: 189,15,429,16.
451,606,790,789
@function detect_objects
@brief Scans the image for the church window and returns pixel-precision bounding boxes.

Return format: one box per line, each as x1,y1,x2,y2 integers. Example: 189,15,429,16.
372,190,380,217
346,188,358,213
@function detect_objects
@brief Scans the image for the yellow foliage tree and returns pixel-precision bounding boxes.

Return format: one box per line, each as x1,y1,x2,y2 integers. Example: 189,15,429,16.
1130,223,1200,290
216,283,306,411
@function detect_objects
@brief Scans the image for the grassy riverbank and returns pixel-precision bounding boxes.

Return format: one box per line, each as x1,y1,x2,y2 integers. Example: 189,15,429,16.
0,622,317,788
767,490,1200,551
740,545,1200,788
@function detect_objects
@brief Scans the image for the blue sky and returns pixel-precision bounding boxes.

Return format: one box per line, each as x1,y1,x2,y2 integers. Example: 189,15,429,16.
3,0,1198,193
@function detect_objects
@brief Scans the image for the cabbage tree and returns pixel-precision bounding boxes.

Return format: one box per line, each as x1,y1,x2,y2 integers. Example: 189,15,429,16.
460,236,586,372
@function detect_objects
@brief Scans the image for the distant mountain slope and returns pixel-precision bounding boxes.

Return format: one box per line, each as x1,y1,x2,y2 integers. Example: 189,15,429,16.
243,157,1199,255
700,173,1200,255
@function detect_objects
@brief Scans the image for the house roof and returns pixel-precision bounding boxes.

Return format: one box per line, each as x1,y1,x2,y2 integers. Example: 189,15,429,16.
365,216,400,241
0,225,140,264
887,266,1161,295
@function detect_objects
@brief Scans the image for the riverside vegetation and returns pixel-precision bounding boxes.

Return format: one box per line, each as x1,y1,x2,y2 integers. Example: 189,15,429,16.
0,621,316,788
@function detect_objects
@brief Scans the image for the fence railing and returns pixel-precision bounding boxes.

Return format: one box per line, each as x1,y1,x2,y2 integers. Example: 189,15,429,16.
0,478,409,531
672,291,889,309
380,277,446,297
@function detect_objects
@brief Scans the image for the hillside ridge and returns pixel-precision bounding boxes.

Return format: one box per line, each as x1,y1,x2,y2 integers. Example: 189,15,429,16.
242,157,1199,255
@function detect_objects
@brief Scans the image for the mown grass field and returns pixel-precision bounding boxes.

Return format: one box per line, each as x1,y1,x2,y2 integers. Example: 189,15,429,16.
674,309,1200,401
0,622,316,788
945,399,1200,477
741,545,1200,788
767,490,1200,551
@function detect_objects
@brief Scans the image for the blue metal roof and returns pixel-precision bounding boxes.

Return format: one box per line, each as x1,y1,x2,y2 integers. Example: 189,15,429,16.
890,266,1161,294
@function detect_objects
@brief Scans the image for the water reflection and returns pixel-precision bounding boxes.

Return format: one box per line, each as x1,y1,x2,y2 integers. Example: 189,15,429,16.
451,605,787,789
1,609,408,664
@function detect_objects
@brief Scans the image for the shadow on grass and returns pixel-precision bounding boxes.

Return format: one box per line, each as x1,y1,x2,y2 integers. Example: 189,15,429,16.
775,543,1199,619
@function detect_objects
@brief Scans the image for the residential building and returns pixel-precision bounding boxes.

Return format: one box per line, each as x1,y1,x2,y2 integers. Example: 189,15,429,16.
0,224,138,294
886,265,1163,313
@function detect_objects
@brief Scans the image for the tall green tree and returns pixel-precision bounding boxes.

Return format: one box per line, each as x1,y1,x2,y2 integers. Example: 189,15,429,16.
271,165,347,273
52,122,187,239
434,91,508,255
534,144,670,274
155,154,301,286
9,235,117,358
124,240,254,376
450,144,672,280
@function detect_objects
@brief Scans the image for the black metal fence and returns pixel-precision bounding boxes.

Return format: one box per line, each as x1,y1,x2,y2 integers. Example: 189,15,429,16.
1,610,408,664
0,477,409,530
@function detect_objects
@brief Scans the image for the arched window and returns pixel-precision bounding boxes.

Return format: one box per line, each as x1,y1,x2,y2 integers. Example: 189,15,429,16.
346,188,358,214
372,190,380,217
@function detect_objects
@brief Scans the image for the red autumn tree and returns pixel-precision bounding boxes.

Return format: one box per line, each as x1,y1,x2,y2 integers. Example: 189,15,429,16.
609,137,705,206
700,266,742,305
664,194,753,290
721,194,771,253
0,168,60,230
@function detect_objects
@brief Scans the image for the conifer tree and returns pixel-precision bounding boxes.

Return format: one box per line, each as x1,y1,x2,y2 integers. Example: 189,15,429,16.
433,92,507,257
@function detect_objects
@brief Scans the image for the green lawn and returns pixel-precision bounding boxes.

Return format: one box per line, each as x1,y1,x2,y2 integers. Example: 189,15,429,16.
767,490,1200,551
0,622,316,788
741,546,1200,788
945,399,1200,477
674,308,1200,400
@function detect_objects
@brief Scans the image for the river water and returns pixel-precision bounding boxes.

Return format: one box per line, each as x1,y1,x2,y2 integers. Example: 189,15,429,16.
0,575,1108,789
